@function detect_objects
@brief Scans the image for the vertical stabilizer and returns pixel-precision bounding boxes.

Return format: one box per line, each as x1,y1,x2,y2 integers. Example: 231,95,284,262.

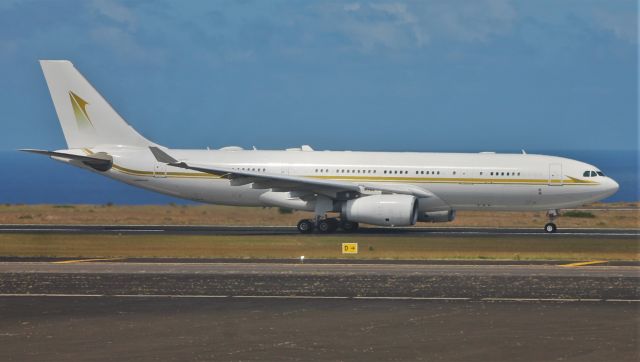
39,60,153,148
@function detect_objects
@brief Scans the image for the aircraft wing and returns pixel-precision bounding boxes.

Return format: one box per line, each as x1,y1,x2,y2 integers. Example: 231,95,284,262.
149,147,431,198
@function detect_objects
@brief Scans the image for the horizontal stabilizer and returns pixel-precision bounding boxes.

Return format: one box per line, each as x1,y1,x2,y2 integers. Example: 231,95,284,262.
20,149,113,171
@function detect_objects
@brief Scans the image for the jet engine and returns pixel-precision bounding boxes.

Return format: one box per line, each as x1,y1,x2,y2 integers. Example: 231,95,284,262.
342,194,418,226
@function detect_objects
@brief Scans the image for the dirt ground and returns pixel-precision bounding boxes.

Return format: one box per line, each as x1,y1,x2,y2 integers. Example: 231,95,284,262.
0,202,637,229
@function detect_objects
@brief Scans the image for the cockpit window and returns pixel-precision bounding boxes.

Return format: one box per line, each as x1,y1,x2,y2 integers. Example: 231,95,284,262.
583,170,604,177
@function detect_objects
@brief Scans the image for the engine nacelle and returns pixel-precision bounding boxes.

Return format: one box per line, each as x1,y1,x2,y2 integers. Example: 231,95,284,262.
417,210,456,223
342,194,418,226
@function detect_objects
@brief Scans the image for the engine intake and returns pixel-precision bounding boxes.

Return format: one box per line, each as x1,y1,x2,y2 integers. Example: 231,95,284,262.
342,194,418,227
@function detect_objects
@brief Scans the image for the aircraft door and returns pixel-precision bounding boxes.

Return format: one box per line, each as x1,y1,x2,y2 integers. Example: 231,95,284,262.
548,163,562,186
154,163,167,178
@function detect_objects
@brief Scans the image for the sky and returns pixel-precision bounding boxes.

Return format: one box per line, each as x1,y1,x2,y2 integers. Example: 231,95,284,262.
0,0,637,154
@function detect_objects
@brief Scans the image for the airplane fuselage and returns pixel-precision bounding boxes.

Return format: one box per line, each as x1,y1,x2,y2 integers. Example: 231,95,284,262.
65,146,618,213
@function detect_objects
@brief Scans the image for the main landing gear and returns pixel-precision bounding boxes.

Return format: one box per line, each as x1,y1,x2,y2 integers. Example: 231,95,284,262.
544,209,559,233
296,218,359,234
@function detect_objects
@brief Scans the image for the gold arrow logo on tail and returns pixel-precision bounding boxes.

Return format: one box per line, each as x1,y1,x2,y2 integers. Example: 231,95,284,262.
69,91,93,129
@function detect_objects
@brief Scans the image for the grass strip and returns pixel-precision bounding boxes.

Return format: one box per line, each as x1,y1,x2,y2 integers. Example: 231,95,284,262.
0,234,638,261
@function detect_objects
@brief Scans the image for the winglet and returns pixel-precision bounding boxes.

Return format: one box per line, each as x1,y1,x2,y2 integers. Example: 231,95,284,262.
149,146,179,164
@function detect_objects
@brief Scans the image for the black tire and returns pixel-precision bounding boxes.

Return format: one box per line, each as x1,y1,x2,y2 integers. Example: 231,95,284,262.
544,222,557,233
326,218,339,233
297,219,314,234
317,220,332,234
340,220,359,232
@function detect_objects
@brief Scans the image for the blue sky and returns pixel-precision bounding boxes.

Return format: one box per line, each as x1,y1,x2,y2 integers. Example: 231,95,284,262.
1,0,637,153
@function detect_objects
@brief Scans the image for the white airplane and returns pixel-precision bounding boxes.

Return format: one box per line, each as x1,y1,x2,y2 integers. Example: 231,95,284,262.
24,60,619,234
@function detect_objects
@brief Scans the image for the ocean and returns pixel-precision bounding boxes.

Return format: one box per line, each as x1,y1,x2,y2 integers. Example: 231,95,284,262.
1,150,637,205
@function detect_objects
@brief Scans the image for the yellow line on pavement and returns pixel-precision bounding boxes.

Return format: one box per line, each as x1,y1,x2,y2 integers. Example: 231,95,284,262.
561,260,608,267
52,258,125,264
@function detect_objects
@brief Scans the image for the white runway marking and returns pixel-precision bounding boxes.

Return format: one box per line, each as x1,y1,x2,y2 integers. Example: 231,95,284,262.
0,294,637,302
481,298,604,302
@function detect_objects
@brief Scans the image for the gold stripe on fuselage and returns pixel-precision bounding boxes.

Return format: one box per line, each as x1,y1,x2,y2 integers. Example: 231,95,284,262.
83,149,600,186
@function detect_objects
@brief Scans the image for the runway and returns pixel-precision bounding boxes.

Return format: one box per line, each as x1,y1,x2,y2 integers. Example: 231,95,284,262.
0,260,638,361
1,260,638,300
0,224,638,237
1,260,639,361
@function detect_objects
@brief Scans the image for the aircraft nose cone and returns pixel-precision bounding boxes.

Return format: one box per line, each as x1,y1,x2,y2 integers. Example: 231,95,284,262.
610,178,620,193
603,177,619,198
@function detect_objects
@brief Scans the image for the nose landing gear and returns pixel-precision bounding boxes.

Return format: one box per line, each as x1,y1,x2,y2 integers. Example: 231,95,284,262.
544,222,557,233
544,209,559,233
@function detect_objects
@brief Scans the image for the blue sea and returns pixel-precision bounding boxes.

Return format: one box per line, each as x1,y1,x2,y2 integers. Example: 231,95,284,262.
1,150,637,204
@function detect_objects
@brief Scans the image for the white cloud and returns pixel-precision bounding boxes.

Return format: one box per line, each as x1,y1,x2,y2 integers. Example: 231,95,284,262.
316,0,517,51
343,3,360,12
0,0,21,11
90,0,136,30
425,0,516,43
591,9,637,44
90,26,163,63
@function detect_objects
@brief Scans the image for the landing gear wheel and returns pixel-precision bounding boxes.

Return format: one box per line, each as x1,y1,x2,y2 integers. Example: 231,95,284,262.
340,220,359,233
317,220,330,233
297,219,314,234
544,222,557,233
317,218,339,233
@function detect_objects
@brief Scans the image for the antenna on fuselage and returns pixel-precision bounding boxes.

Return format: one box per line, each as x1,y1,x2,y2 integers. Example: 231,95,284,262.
521,149,527,155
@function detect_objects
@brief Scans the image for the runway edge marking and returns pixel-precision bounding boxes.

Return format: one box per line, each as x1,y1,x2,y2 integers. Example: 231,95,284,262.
560,260,608,267
0,294,637,302
52,257,125,264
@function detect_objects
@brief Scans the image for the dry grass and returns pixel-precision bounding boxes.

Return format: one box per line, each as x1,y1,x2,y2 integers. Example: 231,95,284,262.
0,234,637,261
0,203,638,229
